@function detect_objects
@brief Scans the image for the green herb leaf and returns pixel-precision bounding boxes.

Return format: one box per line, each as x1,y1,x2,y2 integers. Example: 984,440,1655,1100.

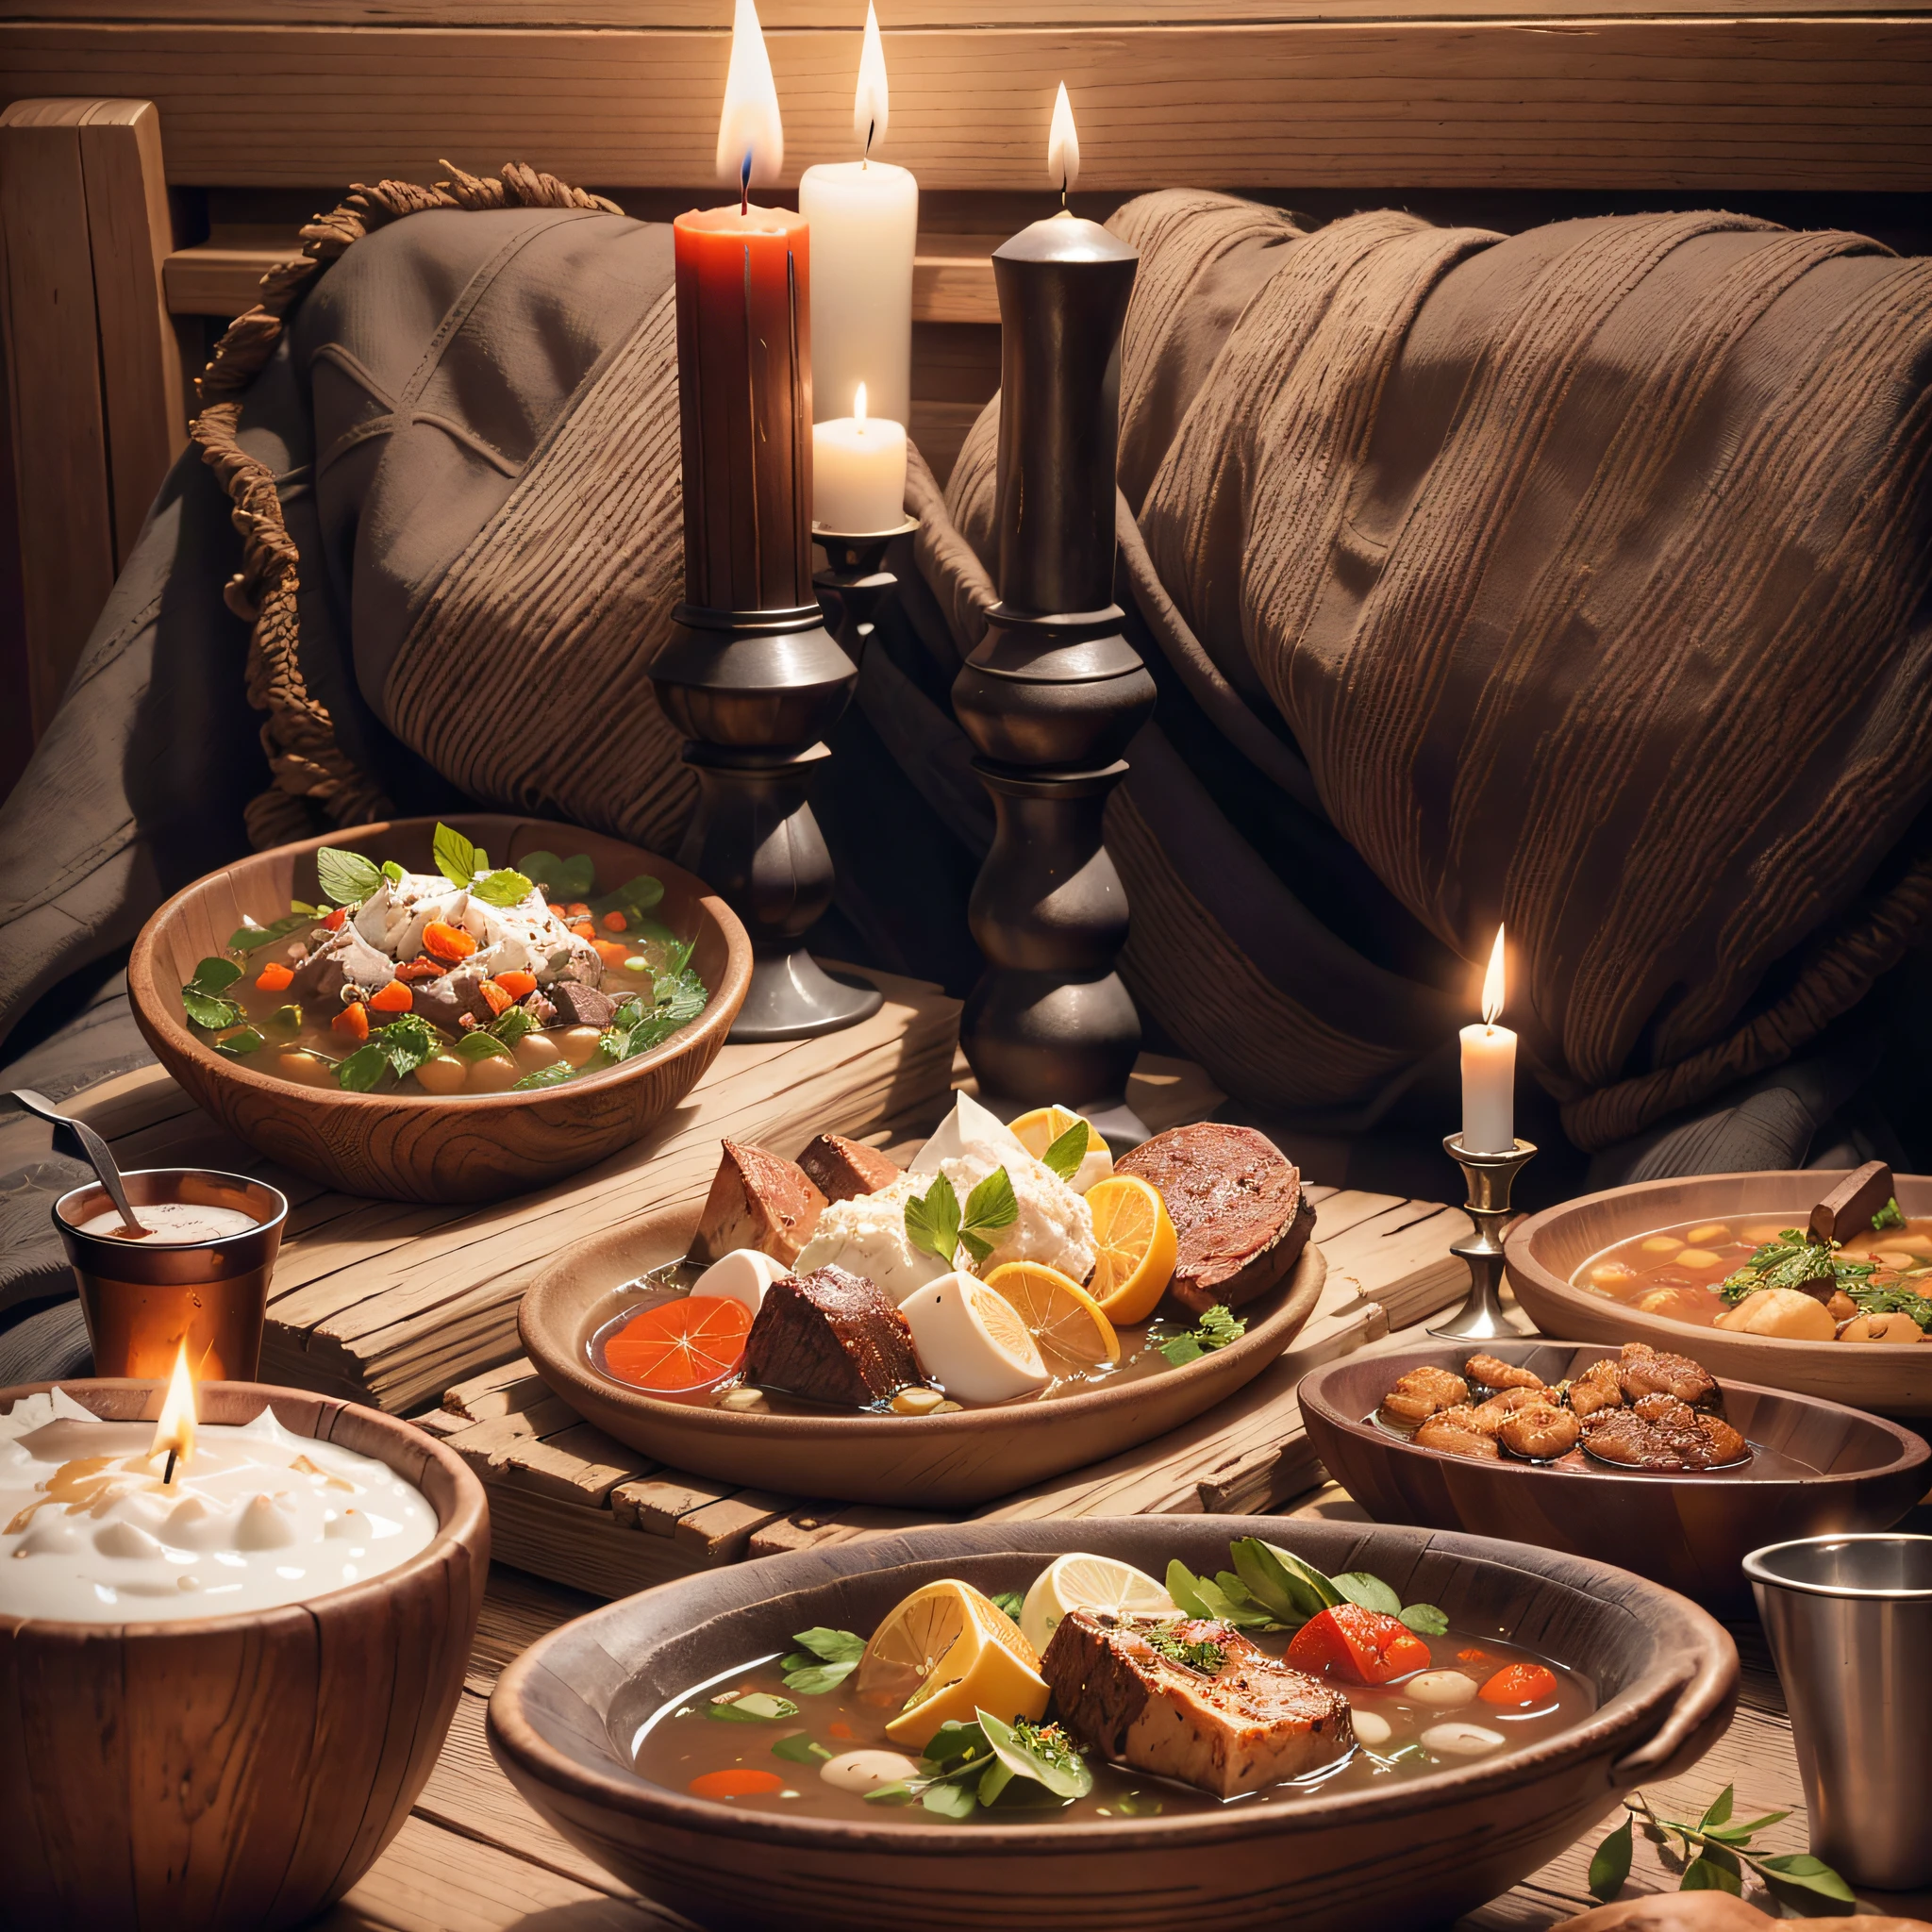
1396,1602,1450,1636
1588,1815,1633,1902
591,873,666,924
1873,1195,1906,1233
374,1014,439,1079
1159,1335,1204,1366
921,1721,991,1772
1165,1558,1217,1621
1160,1304,1247,1366
1753,1854,1856,1903
905,1172,964,1267
227,909,315,953
780,1660,858,1696
268,1004,303,1031
521,851,597,900
455,1030,516,1061
976,1759,1015,1807
770,1732,833,1764
1230,1538,1343,1623
1697,1786,1734,1831
489,1006,541,1047
215,1027,265,1058
791,1627,865,1663
335,1041,396,1092
316,845,385,908
705,1692,798,1723
1724,1809,1792,1836
1680,1856,1741,1895
1208,1571,1279,1628
432,823,479,891
510,1062,577,1091
974,1710,1091,1801
991,1591,1025,1623
1141,1624,1227,1674
862,1781,918,1807
1331,1572,1403,1616
920,1780,978,1818
182,988,243,1031
470,867,536,909
1041,1120,1091,1184
380,859,405,886
189,956,243,993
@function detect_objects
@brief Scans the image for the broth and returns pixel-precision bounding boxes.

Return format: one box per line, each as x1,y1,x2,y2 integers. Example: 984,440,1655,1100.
628,1622,1594,1825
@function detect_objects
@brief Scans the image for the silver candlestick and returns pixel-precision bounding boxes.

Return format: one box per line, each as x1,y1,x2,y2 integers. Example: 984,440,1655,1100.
1427,1134,1537,1341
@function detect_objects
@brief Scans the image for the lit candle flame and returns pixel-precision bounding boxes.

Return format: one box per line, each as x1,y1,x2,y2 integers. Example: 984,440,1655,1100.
853,381,868,426
716,0,783,191
1481,924,1507,1029
1047,81,1079,198
855,1,889,157
148,1338,197,1483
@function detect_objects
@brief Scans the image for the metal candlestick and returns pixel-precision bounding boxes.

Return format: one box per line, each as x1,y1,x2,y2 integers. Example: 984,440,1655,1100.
813,514,918,661
1427,1134,1538,1341
952,213,1156,1145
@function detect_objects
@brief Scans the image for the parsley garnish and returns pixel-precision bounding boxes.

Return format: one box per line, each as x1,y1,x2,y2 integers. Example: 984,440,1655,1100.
1141,1625,1227,1674
1159,1303,1246,1365
1873,1196,1906,1233
904,1167,1020,1268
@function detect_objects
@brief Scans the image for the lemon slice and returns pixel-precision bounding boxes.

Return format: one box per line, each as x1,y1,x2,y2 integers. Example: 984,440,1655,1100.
900,1271,1050,1404
857,1579,1050,1751
1019,1552,1176,1657
1084,1175,1178,1325
981,1262,1120,1372
1009,1104,1113,1194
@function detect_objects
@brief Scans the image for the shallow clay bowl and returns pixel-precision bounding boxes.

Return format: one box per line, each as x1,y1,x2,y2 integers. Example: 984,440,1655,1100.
489,1514,1736,1932
1506,1170,1932,1418
519,1203,1326,1507
0,1378,488,1931
1299,1341,1927,1612
127,813,751,1204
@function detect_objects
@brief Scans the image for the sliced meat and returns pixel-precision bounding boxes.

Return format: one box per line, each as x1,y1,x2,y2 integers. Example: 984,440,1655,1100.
1380,1365,1469,1424
1464,1353,1544,1392
287,927,392,1008
1564,1358,1624,1418
1617,1341,1720,1409
741,1264,923,1407
546,982,616,1028
1115,1123,1314,1315
690,1141,827,1266
1581,1401,1749,1472
1414,1408,1502,1459
797,1132,904,1204
1497,1400,1580,1460
408,969,500,1030
1040,1611,1353,1799
1468,1387,1542,1433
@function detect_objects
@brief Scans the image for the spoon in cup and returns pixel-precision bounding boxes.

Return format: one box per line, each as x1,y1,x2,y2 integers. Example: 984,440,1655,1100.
10,1087,149,1237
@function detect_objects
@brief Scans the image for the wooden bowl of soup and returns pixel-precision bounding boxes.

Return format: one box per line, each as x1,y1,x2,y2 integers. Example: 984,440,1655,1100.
0,1377,489,1930
127,815,751,1203
1506,1172,1932,1417
1299,1341,1928,1610
488,1516,1737,1932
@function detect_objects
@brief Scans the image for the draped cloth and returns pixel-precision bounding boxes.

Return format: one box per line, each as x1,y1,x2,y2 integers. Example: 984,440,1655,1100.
913,192,1932,1152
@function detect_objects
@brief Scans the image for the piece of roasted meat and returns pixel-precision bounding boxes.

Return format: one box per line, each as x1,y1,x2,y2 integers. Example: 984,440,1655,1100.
741,1264,924,1407
1381,1365,1469,1424
690,1141,826,1266
1616,1341,1720,1409
1564,1358,1624,1418
1495,1399,1580,1460
1413,1407,1502,1459
796,1132,904,1204
1468,1387,1543,1432
1464,1353,1544,1392
1581,1395,1748,1471
1041,1611,1354,1799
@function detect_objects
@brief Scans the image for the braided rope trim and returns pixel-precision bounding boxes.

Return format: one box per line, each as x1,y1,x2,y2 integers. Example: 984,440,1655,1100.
189,160,622,847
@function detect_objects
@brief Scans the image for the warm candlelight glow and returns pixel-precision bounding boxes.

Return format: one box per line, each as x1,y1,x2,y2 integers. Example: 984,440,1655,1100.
855,1,889,156
853,381,868,425
1481,924,1507,1028
716,0,784,189
148,1339,198,1481
1048,81,1080,195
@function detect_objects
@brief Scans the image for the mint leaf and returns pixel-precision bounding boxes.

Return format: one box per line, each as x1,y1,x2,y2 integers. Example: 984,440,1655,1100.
1041,1120,1091,1184
705,1692,798,1723
791,1627,865,1664
1331,1572,1402,1616
591,873,666,923
215,1027,265,1057
432,823,479,891
335,1042,395,1091
316,845,384,908
380,859,404,886
905,1173,963,1266
470,867,535,909
862,1781,918,1807
1396,1602,1450,1636
1588,1816,1633,1901
375,1015,439,1079
1160,1304,1246,1365
780,1659,858,1695
189,956,242,993
227,909,314,953
770,1732,832,1764
182,988,242,1031
962,1166,1019,1249
455,1030,515,1061
1165,1558,1216,1621
489,1006,541,1047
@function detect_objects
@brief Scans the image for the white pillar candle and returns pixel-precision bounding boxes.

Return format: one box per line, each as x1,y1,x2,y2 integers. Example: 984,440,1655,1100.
1460,924,1517,1154
812,383,908,532
798,5,918,428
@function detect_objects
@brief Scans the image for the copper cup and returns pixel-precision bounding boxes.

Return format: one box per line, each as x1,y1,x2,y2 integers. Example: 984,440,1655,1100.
51,1168,289,1380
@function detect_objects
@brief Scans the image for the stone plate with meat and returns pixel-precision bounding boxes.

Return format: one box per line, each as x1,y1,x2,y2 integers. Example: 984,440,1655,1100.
1298,1339,1927,1610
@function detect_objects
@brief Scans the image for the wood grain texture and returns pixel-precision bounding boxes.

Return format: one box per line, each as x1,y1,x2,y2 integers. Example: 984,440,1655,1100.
1299,1339,1930,1611
1507,1170,1932,1417
0,1378,489,1932
5,19,1928,191
125,814,754,1205
486,1517,1738,1932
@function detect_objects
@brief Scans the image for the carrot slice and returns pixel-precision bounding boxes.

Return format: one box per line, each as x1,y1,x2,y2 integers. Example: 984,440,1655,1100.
688,1768,785,1800
592,939,631,969
369,980,412,1013
478,979,516,1017
602,910,628,933
493,969,538,1000
322,907,347,931
1285,1605,1433,1685
1478,1662,1558,1707
603,1295,751,1394
255,962,294,992
423,920,477,962
331,1001,369,1041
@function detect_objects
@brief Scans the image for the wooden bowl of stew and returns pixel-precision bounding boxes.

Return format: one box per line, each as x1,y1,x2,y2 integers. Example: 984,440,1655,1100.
1299,1341,1928,1610
127,814,751,1204
1505,1172,1932,1418
488,1515,1737,1932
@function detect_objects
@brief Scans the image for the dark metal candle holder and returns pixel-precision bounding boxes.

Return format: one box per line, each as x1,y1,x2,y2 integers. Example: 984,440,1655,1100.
1427,1133,1538,1341
812,513,919,660
953,214,1156,1147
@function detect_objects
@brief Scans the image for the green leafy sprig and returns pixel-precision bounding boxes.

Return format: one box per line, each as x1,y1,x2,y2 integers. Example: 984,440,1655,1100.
1141,1626,1227,1674
227,907,325,954
864,1711,1092,1818
1166,1538,1447,1637
181,956,243,1031
1041,1121,1091,1185
430,823,533,908
1588,1786,1853,1908
1159,1303,1247,1366
704,1690,799,1724
1720,1230,1874,1303
1872,1196,1906,1233
336,1014,440,1091
904,1168,1020,1269
778,1626,864,1695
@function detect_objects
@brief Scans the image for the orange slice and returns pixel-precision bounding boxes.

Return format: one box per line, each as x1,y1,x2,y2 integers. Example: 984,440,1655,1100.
1083,1175,1178,1325
980,1262,1120,1372
603,1294,750,1394
856,1579,1049,1751
1009,1104,1113,1193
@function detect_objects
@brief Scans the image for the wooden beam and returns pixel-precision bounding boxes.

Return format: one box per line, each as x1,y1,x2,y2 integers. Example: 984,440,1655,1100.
5,18,1928,192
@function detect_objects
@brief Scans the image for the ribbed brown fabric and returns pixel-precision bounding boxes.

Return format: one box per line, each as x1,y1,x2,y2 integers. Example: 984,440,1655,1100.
925,193,1932,1150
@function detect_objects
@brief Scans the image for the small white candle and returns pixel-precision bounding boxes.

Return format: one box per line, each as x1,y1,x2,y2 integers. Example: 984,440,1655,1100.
798,4,918,428
812,383,908,532
1459,924,1517,1154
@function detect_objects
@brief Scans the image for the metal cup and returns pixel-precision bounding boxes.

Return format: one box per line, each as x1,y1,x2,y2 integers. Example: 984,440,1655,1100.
52,1168,289,1380
1744,1533,1932,1889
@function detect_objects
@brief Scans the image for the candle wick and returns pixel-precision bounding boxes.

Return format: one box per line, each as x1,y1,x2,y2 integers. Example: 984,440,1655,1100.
162,1447,177,1486
740,148,752,218
1060,169,1068,211
865,118,874,163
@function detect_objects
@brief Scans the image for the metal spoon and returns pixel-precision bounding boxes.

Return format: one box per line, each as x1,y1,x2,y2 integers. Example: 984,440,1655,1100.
10,1087,148,1237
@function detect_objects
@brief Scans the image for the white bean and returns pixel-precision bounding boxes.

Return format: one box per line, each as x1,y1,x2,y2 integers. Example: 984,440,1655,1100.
513,1032,561,1074
1422,1721,1505,1757
1404,1671,1480,1707
1350,1709,1392,1747
556,1024,604,1069
413,1053,468,1096
819,1749,919,1792
464,1053,523,1094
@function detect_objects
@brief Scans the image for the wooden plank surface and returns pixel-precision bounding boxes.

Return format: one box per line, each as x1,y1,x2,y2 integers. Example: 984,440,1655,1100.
7,19,1928,192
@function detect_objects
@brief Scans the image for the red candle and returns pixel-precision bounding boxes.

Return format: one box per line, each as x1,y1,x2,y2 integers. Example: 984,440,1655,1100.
674,205,813,614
